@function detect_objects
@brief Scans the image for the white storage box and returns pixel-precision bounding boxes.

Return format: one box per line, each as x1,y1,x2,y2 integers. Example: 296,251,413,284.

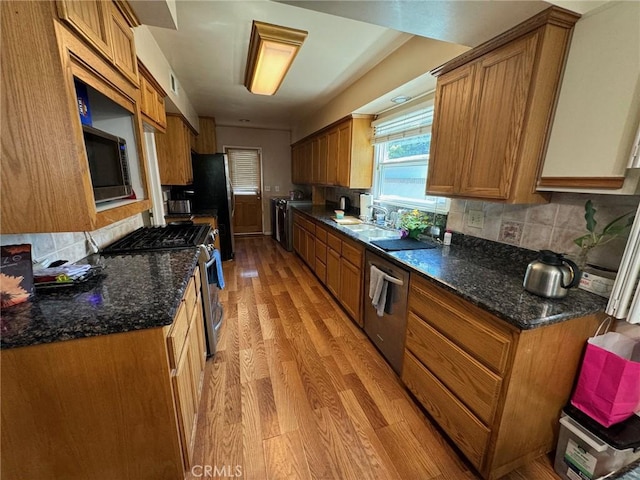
554,414,640,480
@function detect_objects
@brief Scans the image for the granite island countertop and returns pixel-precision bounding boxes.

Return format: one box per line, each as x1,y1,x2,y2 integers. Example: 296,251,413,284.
294,205,607,330
0,249,199,350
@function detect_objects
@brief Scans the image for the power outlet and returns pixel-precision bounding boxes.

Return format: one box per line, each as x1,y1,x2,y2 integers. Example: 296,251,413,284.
265,185,271,192
467,210,485,229
274,186,280,192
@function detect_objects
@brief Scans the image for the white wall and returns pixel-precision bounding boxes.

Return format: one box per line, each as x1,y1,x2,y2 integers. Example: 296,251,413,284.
216,126,292,234
134,26,200,131
292,36,469,142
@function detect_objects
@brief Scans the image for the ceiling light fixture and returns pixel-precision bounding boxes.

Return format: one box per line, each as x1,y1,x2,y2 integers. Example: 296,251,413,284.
244,20,308,96
391,95,412,104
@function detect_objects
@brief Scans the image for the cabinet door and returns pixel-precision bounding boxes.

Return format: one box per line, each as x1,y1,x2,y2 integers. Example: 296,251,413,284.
57,1,112,61
293,222,303,256
327,128,339,185
155,93,167,129
108,3,138,86
140,75,157,120
156,115,192,185
336,122,352,187
303,141,313,184
326,248,341,298
427,64,475,195
317,134,328,185
172,340,197,469
311,138,320,184
305,229,316,268
460,34,537,199
340,259,362,325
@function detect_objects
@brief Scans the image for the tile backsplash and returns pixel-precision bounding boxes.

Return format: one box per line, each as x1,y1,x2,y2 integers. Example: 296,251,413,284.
446,193,639,270
0,214,146,266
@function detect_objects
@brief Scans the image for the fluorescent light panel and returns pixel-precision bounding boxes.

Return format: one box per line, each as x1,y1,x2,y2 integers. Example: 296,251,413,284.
244,21,308,96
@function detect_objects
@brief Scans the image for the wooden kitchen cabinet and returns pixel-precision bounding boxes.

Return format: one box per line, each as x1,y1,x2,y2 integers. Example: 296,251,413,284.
138,61,167,132
57,0,139,87
156,114,196,185
1,0,151,233
294,211,364,326
194,116,218,153
0,267,206,479
291,115,373,188
427,7,580,204
402,274,600,479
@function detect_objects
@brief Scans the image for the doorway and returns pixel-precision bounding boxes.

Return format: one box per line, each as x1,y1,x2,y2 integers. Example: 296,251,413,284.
224,146,263,235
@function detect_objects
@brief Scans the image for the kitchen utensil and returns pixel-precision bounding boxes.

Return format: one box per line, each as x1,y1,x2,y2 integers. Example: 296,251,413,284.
168,200,192,214
523,250,581,298
339,196,351,211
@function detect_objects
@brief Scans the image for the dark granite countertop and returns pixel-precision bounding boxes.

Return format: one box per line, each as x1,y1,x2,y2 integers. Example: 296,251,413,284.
0,249,199,350
294,205,607,330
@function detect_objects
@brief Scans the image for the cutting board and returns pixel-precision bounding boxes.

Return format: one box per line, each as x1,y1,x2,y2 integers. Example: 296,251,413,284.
332,216,362,225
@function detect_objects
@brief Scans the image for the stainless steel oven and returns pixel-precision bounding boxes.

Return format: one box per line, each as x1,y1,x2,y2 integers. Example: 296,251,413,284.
273,198,312,251
198,241,223,356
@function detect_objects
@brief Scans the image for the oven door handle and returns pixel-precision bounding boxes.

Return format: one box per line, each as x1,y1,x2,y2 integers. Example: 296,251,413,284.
204,254,217,271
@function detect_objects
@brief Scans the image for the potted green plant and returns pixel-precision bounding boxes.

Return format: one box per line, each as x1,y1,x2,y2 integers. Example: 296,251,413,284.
573,200,635,269
400,209,434,239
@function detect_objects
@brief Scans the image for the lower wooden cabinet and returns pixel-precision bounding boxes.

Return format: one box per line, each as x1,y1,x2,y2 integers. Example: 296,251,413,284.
294,212,364,326
402,274,600,479
0,267,207,479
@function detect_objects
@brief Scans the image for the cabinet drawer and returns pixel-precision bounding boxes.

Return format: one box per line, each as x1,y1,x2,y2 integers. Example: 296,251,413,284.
315,225,327,243
167,302,190,368
406,312,502,425
327,232,342,253
302,217,315,234
409,276,512,374
341,239,363,268
184,276,197,321
402,351,490,470
315,239,327,264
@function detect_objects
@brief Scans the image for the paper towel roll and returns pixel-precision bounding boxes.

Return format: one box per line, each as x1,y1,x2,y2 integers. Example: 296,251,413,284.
359,193,373,219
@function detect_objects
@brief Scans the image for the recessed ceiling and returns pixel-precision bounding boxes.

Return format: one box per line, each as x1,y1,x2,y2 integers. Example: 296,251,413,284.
146,1,412,129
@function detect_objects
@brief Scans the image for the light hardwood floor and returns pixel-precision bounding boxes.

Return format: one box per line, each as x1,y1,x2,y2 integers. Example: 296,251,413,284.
188,236,561,480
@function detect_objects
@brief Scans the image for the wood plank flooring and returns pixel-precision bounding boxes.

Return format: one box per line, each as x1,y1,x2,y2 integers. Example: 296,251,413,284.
188,236,561,480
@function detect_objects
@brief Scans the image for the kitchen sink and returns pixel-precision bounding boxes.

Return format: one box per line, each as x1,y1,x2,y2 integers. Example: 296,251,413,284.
343,223,402,240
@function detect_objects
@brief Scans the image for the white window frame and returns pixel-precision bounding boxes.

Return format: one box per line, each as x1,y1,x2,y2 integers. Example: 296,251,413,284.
372,98,449,214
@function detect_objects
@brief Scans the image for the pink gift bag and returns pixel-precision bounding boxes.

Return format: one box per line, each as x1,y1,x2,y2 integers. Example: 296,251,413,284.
571,331,640,427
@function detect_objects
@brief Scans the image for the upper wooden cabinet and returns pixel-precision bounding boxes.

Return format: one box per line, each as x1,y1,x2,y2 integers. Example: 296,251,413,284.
1,0,150,233
138,61,167,132
427,7,580,204
156,114,195,185
193,117,217,154
538,1,640,195
57,0,139,87
291,115,374,189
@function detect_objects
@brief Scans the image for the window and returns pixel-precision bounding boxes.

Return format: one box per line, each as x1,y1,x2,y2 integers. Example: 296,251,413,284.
224,147,261,194
372,101,449,213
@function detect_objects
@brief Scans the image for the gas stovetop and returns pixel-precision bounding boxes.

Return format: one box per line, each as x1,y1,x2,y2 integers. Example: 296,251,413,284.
102,225,211,254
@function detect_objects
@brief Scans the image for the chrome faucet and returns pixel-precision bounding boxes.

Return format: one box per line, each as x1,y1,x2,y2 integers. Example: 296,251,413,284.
368,205,389,225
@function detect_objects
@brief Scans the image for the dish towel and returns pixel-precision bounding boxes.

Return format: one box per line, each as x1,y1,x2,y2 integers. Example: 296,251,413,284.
207,248,225,289
369,265,403,317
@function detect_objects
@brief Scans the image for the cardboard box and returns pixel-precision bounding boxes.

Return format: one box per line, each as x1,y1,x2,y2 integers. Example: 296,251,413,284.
579,268,616,298
0,244,34,307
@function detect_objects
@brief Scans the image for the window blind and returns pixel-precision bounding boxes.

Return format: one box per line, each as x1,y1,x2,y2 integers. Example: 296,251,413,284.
226,148,261,193
372,106,434,144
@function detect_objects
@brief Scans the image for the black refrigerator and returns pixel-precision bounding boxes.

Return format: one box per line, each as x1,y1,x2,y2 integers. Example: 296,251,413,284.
191,153,235,260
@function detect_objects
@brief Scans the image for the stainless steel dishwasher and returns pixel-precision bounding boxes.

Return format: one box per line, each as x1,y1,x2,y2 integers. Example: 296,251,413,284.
363,250,410,375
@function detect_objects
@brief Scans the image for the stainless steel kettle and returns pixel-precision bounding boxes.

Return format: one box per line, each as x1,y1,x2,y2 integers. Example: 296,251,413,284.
523,250,581,298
